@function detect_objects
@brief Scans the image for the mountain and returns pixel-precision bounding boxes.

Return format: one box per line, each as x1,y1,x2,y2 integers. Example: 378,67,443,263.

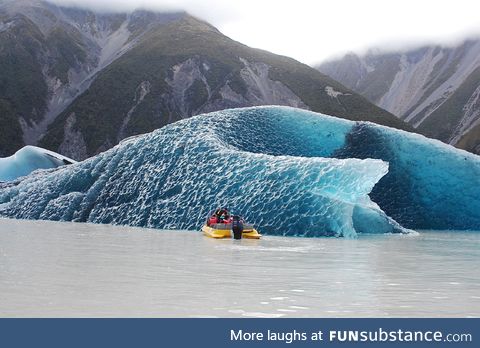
317,39,480,154
0,0,183,158
0,0,412,160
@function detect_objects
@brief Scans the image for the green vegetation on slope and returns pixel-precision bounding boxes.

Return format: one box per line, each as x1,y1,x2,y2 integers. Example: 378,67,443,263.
0,7,93,155
0,15,48,121
262,52,411,130
47,26,88,83
0,99,23,156
40,15,412,159
0,14,49,153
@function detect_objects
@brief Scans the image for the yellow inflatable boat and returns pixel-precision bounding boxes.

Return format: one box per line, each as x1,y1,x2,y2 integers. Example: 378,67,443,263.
202,223,261,239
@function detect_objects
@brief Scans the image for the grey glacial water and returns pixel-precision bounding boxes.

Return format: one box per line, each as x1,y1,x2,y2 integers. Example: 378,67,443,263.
0,218,479,318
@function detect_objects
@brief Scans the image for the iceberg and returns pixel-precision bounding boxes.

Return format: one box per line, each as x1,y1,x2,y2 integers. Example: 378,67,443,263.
1,106,479,236
334,123,480,230
0,107,406,237
203,107,480,231
0,146,76,182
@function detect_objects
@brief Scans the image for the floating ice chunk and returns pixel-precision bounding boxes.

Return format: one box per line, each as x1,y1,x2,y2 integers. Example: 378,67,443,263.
0,146,76,182
0,107,403,237
3,106,478,235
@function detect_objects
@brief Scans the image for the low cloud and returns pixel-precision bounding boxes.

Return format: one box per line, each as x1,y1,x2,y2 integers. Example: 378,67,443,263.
46,0,480,64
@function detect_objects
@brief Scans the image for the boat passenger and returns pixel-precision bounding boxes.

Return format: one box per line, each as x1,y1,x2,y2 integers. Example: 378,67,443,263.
218,211,230,223
207,215,218,226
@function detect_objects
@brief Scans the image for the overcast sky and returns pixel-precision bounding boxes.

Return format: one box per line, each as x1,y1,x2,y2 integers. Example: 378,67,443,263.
50,0,480,64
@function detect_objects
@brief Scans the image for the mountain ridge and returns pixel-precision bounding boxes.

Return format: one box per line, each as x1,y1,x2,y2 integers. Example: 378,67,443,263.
1,0,412,160
317,39,480,154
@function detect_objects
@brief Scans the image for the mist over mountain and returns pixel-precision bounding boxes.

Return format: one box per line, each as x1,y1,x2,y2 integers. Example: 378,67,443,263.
0,0,411,160
318,39,480,154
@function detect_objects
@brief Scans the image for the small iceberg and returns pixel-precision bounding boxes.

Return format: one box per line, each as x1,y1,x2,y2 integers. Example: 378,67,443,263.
0,145,76,182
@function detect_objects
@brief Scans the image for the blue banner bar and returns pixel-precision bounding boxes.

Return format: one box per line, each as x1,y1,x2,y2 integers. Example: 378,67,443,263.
0,319,476,347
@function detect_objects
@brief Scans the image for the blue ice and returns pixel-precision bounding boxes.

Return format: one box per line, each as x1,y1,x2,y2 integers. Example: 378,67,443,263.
1,106,479,236
0,146,76,182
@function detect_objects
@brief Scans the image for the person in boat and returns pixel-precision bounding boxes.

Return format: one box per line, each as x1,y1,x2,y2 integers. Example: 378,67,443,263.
207,207,231,226
207,214,217,226
218,208,231,223
207,208,223,226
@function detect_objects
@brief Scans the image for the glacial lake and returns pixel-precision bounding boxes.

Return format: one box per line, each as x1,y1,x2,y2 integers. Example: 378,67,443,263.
0,218,478,318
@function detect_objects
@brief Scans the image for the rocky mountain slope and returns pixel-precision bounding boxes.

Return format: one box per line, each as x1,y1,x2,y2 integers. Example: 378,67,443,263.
0,0,411,160
318,39,480,154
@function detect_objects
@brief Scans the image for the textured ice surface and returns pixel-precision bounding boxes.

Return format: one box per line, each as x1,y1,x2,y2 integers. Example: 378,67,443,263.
334,123,480,230
210,107,480,231
1,106,478,235
0,107,406,237
0,146,76,182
